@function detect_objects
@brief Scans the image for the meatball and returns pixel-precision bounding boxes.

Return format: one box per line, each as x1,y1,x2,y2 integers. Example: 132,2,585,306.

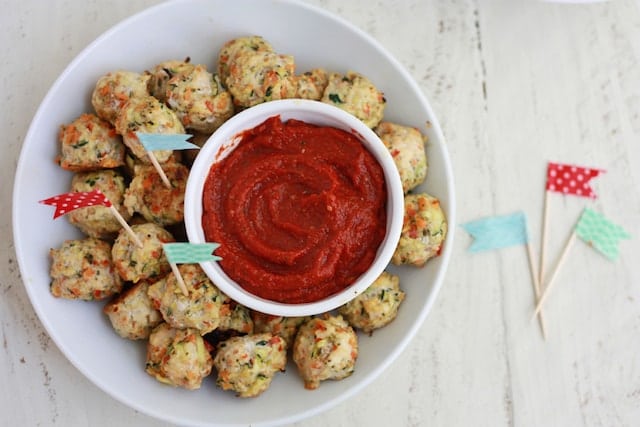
66,169,131,239
251,312,310,346
225,50,297,108
114,95,184,163
165,64,234,133
57,113,126,171
292,315,358,390
145,322,213,389
392,193,447,267
374,122,428,193
147,58,194,102
49,238,122,300
147,264,224,335
91,70,150,124
103,280,162,340
217,36,274,85
338,271,405,334
111,222,174,283
321,71,385,128
213,333,287,397
123,162,188,226
294,68,329,101
218,295,254,335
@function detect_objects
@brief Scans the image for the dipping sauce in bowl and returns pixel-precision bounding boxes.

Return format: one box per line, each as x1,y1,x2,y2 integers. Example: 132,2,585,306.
202,115,387,304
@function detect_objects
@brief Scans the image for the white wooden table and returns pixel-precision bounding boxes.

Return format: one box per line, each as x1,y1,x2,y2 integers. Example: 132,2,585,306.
2,1,639,426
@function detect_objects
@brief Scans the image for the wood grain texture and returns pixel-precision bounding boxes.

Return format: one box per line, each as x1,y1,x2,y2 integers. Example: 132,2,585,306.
1,1,639,426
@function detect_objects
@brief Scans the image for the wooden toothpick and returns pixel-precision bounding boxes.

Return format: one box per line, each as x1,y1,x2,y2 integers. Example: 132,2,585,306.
146,151,171,188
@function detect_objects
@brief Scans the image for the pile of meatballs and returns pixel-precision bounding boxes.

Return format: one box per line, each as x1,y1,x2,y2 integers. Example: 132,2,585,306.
47,36,447,397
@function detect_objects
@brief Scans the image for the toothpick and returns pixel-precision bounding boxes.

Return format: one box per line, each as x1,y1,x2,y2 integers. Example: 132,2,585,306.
169,263,189,296
539,190,550,285
146,150,171,188
525,241,547,339
109,205,143,248
531,230,577,319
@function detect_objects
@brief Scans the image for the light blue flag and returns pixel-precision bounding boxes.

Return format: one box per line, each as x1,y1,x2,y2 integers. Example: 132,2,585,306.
163,243,222,264
137,133,198,151
462,212,529,252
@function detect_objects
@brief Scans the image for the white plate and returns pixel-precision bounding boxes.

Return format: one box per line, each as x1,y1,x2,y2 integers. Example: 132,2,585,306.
12,0,455,425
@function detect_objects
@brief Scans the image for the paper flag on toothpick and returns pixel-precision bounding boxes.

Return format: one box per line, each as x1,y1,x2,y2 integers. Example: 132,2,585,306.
137,133,198,151
575,208,631,260
40,189,111,218
462,212,529,252
163,243,222,264
545,162,605,199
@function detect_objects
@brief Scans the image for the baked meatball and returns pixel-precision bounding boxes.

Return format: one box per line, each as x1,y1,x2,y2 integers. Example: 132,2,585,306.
57,113,126,171
123,162,188,226
218,295,254,335
114,95,184,163
338,271,405,334
374,122,428,193
251,312,310,346
66,169,131,239
292,315,358,390
49,238,122,300
225,50,297,108
91,70,150,124
213,333,287,397
217,36,274,85
145,322,213,389
294,68,329,100
321,71,385,128
147,58,194,102
103,281,162,340
111,222,174,283
392,193,447,267
165,64,234,133
147,264,224,335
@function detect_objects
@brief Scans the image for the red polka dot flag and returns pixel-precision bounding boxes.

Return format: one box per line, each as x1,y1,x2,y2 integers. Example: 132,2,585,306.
39,189,112,219
545,162,605,199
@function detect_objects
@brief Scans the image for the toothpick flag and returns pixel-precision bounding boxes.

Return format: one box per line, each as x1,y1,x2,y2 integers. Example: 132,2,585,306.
136,133,198,152
532,208,630,318
575,208,631,261
462,212,529,252
546,162,605,199
463,212,548,338
40,190,111,219
40,189,142,247
163,243,222,296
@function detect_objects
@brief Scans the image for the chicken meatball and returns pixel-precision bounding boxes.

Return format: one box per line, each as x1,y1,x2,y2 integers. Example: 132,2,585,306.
123,162,188,226
111,222,175,283
375,122,428,193
294,68,329,101
147,58,194,102
145,322,213,389
392,193,447,267
114,95,184,163
103,280,162,340
49,238,122,300
165,64,234,133
147,264,224,335
251,312,310,346
338,271,405,334
91,70,150,124
218,295,254,335
57,113,126,171
213,333,287,397
292,315,358,390
66,169,131,239
225,50,297,108
321,71,385,128
217,36,274,85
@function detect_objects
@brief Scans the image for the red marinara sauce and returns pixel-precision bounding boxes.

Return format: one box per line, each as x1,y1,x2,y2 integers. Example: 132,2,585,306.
202,116,387,303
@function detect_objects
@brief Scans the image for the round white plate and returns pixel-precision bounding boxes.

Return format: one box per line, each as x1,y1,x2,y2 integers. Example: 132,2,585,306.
12,1,455,425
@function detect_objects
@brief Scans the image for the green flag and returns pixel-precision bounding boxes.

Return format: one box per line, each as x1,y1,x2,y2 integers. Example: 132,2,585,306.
163,243,222,264
575,208,630,260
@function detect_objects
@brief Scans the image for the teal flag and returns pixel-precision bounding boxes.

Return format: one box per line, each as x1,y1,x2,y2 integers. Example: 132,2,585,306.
163,243,222,264
462,212,529,252
137,133,198,151
575,208,630,260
